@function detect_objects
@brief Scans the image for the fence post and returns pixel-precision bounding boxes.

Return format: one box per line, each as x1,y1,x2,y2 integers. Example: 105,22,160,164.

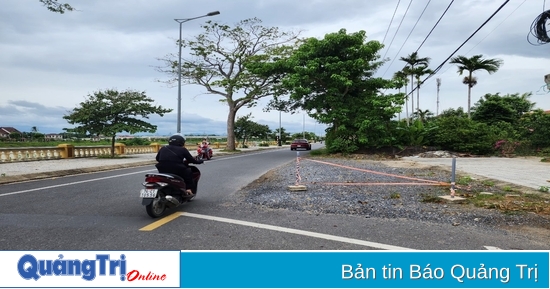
288,151,307,191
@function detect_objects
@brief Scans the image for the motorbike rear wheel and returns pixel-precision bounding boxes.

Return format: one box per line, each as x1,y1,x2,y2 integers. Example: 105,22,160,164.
145,196,166,218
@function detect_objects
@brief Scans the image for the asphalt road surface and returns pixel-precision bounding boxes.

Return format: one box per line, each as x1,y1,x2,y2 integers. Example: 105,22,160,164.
0,145,548,250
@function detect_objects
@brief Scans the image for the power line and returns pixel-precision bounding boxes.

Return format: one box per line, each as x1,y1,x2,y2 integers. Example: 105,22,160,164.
382,0,402,45
415,0,455,52
425,0,524,84
405,0,511,98
381,0,414,60
382,0,432,78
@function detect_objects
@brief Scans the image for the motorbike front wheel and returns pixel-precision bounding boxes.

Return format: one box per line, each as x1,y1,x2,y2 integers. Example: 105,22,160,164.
145,196,166,218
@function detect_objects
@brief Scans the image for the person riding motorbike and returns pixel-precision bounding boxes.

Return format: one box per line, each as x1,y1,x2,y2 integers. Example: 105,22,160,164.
199,138,212,156
155,134,203,195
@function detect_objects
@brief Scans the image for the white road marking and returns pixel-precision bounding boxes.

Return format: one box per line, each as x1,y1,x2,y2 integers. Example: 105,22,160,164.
0,149,283,197
0,170,153,197
181,212,413,250
484,246,502,250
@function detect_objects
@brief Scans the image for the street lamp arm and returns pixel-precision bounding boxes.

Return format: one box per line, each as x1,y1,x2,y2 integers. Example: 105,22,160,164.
175,11,220,23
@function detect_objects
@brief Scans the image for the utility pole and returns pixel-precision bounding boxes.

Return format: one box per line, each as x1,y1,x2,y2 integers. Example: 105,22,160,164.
436,78,441,116
302,114,305,139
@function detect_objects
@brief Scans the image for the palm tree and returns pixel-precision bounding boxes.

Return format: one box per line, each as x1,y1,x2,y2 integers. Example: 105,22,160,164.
400,52,430,115
449,54,503,118
412,65,433,111
412,108,434,123
393,70,409,125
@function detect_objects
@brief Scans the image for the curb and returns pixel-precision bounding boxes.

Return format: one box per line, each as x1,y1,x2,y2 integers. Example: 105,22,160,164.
0,160,158,185
0,146,289,185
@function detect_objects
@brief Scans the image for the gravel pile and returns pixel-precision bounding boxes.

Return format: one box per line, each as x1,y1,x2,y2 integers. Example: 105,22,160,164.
238,157,550,229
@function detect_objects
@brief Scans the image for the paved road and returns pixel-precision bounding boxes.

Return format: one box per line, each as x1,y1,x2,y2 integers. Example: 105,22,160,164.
0,145,548,250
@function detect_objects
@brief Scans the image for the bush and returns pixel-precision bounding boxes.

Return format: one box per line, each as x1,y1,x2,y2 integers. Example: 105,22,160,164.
258,142,270,147
426,116,498,155
119,138,149,146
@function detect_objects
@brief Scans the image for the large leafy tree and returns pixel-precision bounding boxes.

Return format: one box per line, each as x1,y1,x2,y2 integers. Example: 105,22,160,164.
449,54,503,118
472,92,535,125
251,29,403,152
39,0,74,13
234,114,271,147
63,89,172,157
399,52,430,114
157,18,300,151
270,127,290,143
520,109,550,148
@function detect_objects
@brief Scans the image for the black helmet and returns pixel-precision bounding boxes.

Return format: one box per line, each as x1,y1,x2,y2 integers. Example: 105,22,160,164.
168,134,185,146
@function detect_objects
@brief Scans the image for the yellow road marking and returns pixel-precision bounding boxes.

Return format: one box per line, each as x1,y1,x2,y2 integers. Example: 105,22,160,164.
139,212,182,231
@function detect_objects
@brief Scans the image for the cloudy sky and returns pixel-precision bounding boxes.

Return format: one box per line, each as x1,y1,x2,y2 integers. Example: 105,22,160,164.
1,0,549,137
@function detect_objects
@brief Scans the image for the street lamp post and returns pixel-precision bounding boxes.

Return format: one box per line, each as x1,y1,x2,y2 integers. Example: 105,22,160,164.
175,11,220,134
278,110,282,146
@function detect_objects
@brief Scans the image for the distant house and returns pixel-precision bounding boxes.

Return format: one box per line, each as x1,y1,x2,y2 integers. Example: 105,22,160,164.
0,127,21,138
45,133,64,140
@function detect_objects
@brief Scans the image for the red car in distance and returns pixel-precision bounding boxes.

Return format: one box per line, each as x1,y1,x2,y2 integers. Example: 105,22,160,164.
290,139,311,151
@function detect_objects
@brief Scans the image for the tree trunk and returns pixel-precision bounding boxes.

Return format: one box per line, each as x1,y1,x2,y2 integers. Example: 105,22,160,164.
226,106,237,151
110,135,116,158
416,82,420,112
397,88,401,122
404,85,409,126
467,71,472,119
410,75,415,117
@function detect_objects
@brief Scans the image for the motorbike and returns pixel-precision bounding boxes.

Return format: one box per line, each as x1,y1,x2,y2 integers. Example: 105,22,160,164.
140,161,201,218
196,143,213,160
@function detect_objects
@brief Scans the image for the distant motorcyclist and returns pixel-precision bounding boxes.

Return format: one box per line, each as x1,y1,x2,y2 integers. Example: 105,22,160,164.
200,138,212,155
155,134,203,195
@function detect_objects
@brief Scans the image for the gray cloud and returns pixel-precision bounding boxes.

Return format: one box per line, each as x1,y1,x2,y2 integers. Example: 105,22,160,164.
0,0,548,136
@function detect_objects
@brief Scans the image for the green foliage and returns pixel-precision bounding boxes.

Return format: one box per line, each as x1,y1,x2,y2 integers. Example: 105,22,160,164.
395,119,436,146
63,89,172,157
270,127,290,143
39,0,74,13
457,176,473,186
234,113,271,146
472,92,535,125
389,192,401,199
482,180,495,186
9,132,22,140
309,148,329,156
538,186,549,193
426,116,499,154
448,54,503,118
438,107,468,118
519,109,550,148
254,29,403,153
290,132,317,141
118,138,149,146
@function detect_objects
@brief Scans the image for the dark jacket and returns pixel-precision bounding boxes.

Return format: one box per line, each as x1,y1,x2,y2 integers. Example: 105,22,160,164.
155,145,201,171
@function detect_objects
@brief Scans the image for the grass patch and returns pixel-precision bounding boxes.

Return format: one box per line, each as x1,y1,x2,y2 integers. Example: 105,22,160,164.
457,176,473,186
309,148,330,156
539,186,549,193
420,193,445,203
96,154,130,159
467,192,550,215
389,192,401,199
502,186,513,192
481,180,495,186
